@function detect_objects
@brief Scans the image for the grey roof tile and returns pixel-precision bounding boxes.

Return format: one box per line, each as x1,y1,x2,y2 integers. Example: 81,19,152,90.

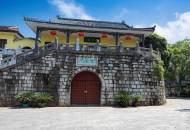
56,16,131,29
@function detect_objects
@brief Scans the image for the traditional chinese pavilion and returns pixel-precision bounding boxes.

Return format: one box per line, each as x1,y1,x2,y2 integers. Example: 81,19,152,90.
0,16,165,106
24,16,155,49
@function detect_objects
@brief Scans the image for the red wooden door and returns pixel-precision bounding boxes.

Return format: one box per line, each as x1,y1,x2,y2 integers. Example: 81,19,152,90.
71,71,101,105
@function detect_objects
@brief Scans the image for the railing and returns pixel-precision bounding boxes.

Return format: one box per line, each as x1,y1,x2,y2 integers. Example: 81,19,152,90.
0,48,24,56
0,42,159,70
0,43,57,70
62,44,114,52
60,43,159,57
0,56,16,69
0,49,15,56
16,43,56,65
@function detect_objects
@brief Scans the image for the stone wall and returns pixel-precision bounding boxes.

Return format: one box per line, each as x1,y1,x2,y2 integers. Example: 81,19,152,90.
165,81,190,97
0,51,166,106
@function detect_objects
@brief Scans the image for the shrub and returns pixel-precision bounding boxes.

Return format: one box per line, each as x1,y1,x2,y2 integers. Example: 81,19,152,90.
115,91,132,107
15,92,54,108
181,87,190,97
15,92,33,105
31,92,54,107
153,58,165,80
132,95,142,107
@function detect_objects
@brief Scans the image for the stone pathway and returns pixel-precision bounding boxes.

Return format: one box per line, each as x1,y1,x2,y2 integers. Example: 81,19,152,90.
0,98,189,130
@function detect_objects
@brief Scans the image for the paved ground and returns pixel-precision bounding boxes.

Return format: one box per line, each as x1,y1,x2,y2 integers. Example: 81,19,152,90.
0,98,189,130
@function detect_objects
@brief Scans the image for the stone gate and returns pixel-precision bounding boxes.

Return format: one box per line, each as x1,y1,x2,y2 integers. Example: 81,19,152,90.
0,45,166,106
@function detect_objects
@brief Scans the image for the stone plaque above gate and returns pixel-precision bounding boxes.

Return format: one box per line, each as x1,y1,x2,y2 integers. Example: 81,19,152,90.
76,55,98,66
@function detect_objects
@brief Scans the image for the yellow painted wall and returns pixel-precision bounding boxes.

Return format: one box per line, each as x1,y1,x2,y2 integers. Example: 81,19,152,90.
0,32,16,48
100,36,115,46
69,33,84,46
40,33,66,47
13,39,35,49
0,32,36,49
1,31,138,49
40,32,138,48
69,33,77,46
120,36,138,48
69,33,116,46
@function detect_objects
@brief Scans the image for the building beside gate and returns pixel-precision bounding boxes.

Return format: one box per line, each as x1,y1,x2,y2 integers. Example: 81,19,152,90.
0,16,166,106
0,26,36,50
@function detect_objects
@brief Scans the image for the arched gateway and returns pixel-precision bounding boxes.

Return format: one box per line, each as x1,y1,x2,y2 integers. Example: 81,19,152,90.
71,71,101,105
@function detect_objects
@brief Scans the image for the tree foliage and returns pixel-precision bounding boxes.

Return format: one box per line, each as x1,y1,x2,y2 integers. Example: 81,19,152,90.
153,58,165,80
144,34,190,81
166,39,190,81
144,34,171,69
144,33,167,51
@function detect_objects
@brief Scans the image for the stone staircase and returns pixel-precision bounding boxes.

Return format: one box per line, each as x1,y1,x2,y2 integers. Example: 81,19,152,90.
0,43,57,71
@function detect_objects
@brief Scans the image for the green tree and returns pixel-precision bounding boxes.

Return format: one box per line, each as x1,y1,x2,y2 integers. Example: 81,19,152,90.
143,33,171,69
144,33,167,51
166,39,190,81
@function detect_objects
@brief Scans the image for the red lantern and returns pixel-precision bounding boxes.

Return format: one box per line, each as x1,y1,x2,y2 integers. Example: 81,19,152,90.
50,31,57,36
78,32,85,37
125,35,132,40
101,32,108,38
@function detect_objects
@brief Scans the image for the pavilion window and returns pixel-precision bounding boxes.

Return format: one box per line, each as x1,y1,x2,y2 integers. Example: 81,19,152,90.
84,37,100,43
0,39,7,49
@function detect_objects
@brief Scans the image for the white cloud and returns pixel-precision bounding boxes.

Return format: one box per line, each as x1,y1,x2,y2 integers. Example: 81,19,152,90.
49,0,94,20
47,1,190,43
126,12,190,43
155,12,190,43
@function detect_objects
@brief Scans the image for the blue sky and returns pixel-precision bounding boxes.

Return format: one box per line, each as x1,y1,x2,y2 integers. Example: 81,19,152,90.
1,0,190,43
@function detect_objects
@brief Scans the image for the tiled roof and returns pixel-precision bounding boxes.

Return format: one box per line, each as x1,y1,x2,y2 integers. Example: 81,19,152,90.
56,16,131,30
0,26,18,31
24,16,155,33
0,26,24,38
